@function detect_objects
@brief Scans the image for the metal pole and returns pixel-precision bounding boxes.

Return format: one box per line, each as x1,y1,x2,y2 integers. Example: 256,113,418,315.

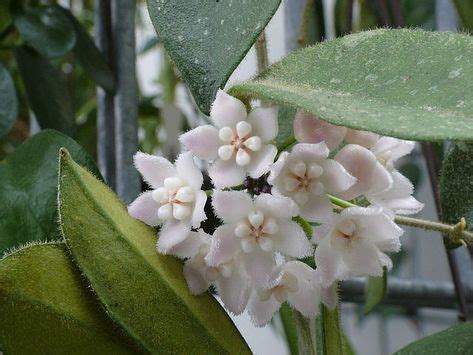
112,0,140,204
95,0,116,189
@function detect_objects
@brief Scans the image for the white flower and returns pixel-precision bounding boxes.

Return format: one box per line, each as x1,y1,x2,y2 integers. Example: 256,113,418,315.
269,143,357,223
344,128,380,148
180,89,278,188
293,111,347,150
128,151,207,254
178,230,252,315
205,190,312,284
247,261,323,326
313,207,403,286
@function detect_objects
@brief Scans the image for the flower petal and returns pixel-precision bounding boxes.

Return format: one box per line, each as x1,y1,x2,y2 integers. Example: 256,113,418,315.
314,237,346,287
271,221,313,258
179,125,220,160
320,159,357,194
241,249,276,285
267,152,288,185
210,89,247,128
299,195,333,224
294,111,347,150
183,257,209,295
191,190,208,228
175,151,203,190
205,224,241,266
320,282,339,310
128,191,160,226
216,272,251,315
287,279,319,318
254,193,299,220
133,151,176,188
291,142,330,161
248,291,281,327
208,159,247,189
212,190,253,222
247,144,277,179
168,230,209,259
344,129,380,148
371,137,415,163
247,107,279,142
157,221,191,254
343,240,386,278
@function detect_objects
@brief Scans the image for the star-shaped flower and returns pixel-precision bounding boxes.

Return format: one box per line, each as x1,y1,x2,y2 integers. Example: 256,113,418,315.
128,151,207,254
180,89,278,188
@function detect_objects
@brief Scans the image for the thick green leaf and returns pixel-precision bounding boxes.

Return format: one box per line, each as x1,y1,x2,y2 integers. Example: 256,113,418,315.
363,268,387,314
0,0,11,33
147,0,281,114
395,321,473,354
440,142,473,248
15,45,75,135
13,5,76,58
453,0,473,31
58,6,115,92
0,243,139,354
0,130,101,256
0,63,17,138
58,150,251,354
276,105,296,146
279,303,299,355
231,29,473,142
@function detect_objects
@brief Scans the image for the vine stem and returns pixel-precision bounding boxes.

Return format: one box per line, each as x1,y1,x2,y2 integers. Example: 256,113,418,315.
328,195,473,245
255,31,269,75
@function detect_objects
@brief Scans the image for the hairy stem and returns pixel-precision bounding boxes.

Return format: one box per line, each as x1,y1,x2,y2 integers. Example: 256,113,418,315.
255,31,269,75
294,310,317,355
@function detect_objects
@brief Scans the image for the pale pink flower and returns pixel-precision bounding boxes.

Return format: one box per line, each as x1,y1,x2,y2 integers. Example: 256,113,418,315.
128,151,207,254
314,207,403,287
293,111,347,150
269,143,356,223
344,129,380,148
180,89,278,188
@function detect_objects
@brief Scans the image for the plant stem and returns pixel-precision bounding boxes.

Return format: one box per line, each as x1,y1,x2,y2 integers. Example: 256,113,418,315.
327,195,473,245
277,135,297,154
294,310,317,355
255,31,269,75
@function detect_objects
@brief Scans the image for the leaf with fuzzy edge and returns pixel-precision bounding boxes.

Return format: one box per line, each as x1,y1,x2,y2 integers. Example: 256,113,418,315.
363,268,387,314
231,29,473,142
0,243,140,354
146,0,281,114
0,129,101,257
58,149,251,354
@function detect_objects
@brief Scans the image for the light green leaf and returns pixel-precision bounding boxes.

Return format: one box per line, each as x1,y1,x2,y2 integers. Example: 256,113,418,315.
231,29,473,142
58,6,115,93
0,243,139,354
440,142,473,249
13,5,76,58
395,321,473,354
58,150,251,354
146,0,281,114
363,268,387,314
0,129,101,256
0,63,17,138
15,45,75,135
453,0,473,31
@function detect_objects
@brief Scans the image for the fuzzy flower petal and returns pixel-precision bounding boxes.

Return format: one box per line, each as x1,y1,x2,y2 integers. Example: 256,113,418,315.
212,190,254,222
247,107,279,142
128,191,160,226
247,144,278,179
133,152,176,188
205,224,241,266
179,125,220,160
216,270,252,315
175,151,203,190
344,129,380,148
210,89,247,128
208,159,246,189
157,221,191,254
271,221,313,258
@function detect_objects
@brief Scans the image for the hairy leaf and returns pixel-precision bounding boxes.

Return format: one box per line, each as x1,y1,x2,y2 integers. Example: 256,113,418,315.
395,321,473,354
147,0,281,114
58,6,115,92
440,142,473,248
15,45,75,135
13,5,76,58
0,63,17,138
231,29,473,142
58,150,251,354
363,268,387,314
0,130,100,256
0,243,139,354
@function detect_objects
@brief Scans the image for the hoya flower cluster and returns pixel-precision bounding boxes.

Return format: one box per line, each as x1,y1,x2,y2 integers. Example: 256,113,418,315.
128,90,423,326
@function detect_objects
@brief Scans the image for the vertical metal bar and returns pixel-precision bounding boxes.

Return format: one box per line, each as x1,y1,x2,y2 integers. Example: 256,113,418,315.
112,0,140,204
95,0,116,189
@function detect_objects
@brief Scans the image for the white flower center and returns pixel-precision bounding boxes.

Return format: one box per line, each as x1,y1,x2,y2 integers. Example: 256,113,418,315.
217,121,262,166
283,159,325,204
152,177,195,221
376,150,394,171
257,272,299,303
334,219,357,241
234,209,279,253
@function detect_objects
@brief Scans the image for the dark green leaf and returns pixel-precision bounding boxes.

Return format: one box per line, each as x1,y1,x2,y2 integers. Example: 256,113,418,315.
15,45,75,135
440,142,473,248
276,105,296,146
13,5,76,58
58,6,115,92
0,129,101,256
363,268,387,314
147,0,282,114
453,0,473,31
0,63,17,138
0,0,12,33
58,150,251,354
231,29,473,142
395,321,473,354
0,243,139,354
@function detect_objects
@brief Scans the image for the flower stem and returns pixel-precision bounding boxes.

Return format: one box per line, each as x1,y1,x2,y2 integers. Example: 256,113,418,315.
255,31,269,75
294,310,317,355
327,195,473,245
277,135,297,154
